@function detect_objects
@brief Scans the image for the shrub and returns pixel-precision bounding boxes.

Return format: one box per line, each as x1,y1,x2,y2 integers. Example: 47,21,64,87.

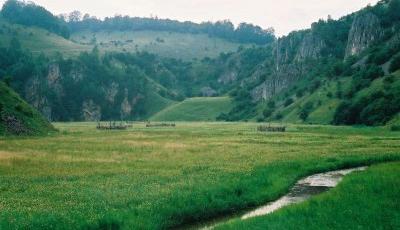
263,108,274,118
296,89,304,98
389,54,400,73
275,113,283,120
284,98,294,107
267,100,276,109
299,102,314,121
390,125,400,131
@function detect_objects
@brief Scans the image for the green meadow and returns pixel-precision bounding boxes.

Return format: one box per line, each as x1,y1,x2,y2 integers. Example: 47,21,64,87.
150,97,233,122
218,162,400,229
0,122,399,229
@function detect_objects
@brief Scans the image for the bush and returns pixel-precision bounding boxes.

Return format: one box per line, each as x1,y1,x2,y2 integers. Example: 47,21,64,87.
309,80,321,92
296,89,304,98
275,113,283,120
263,108,274,118
390,125,400,131
299,102,314,121
256,117,265,122
390,54,400,73
267,100,276,109
284,98,294,107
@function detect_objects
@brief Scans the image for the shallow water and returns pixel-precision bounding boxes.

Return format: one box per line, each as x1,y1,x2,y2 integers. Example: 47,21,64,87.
182,167,367,230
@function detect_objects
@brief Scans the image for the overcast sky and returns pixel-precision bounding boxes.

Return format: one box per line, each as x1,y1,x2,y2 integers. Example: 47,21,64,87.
0,0,380,36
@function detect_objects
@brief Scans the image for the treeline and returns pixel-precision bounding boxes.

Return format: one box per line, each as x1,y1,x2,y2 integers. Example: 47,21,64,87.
1,0,70,38
67,15,275,45
0,0,275,45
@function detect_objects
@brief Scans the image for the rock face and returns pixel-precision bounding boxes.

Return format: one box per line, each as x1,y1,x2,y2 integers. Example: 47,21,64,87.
345,12,382,57
295,33,325,61
120,89,132,119
82,100,101,121
218,71,237,85
251,64,304,102
200,87,217,97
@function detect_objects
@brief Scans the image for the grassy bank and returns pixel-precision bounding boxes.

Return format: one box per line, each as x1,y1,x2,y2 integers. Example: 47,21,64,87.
218,162,400,229
0,123,399,229
150,97,233,121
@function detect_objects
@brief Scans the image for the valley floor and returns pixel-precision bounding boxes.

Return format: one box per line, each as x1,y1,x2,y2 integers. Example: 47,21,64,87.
0,122,399,229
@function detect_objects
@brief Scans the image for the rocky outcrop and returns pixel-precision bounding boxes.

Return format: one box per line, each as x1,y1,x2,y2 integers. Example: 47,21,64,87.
105,82,119,103
218,71,237,85
200,87,217,97
24,76,52,120
82,100,101,121
120,90,132,119
47,63,63,96
295,33,325,61
345,12,382,57
251,64,304,102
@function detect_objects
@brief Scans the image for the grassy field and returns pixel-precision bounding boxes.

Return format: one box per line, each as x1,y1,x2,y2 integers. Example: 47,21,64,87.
71,30,248,60
0,122,399,229
218,162,400,229
150,97,233,121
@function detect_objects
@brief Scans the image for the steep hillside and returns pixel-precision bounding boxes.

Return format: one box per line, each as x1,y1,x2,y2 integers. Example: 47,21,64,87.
221,0,400,125
0,18,90,57
71,30,249,60
150,97,233,121
0,81,54,135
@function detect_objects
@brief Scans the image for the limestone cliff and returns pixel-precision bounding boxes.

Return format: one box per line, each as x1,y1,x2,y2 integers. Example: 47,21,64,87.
345,12,383,57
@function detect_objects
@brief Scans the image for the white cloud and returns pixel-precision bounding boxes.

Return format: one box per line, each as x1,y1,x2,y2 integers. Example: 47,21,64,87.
0,0,380,36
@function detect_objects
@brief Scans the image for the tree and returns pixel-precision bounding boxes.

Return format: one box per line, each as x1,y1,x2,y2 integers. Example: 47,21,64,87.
1,0,70,38
390,54,400,73
68,11,82,22
284,98,294,107
299,102,314,121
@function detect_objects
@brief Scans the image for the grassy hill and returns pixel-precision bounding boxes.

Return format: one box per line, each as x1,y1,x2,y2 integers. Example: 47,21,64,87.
71,30,248,60
0,17,249,60
0,82,55,135
150,97,233,121
0,18,90,57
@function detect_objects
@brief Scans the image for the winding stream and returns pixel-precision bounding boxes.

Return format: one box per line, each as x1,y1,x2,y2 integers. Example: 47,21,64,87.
183,167,367,230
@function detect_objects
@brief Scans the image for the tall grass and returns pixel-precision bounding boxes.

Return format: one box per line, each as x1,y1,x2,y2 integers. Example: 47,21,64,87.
0,122,399,229
218,162,400,229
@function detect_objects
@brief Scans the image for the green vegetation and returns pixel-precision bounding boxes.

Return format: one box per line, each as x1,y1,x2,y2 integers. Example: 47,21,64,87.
1,0,70,38
334,71,400,126
150,97,233,121
218,162,400,230
0,18,89,57
0,81,54,135
0,123,398,229
71,30,248,60
68,15,275,45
